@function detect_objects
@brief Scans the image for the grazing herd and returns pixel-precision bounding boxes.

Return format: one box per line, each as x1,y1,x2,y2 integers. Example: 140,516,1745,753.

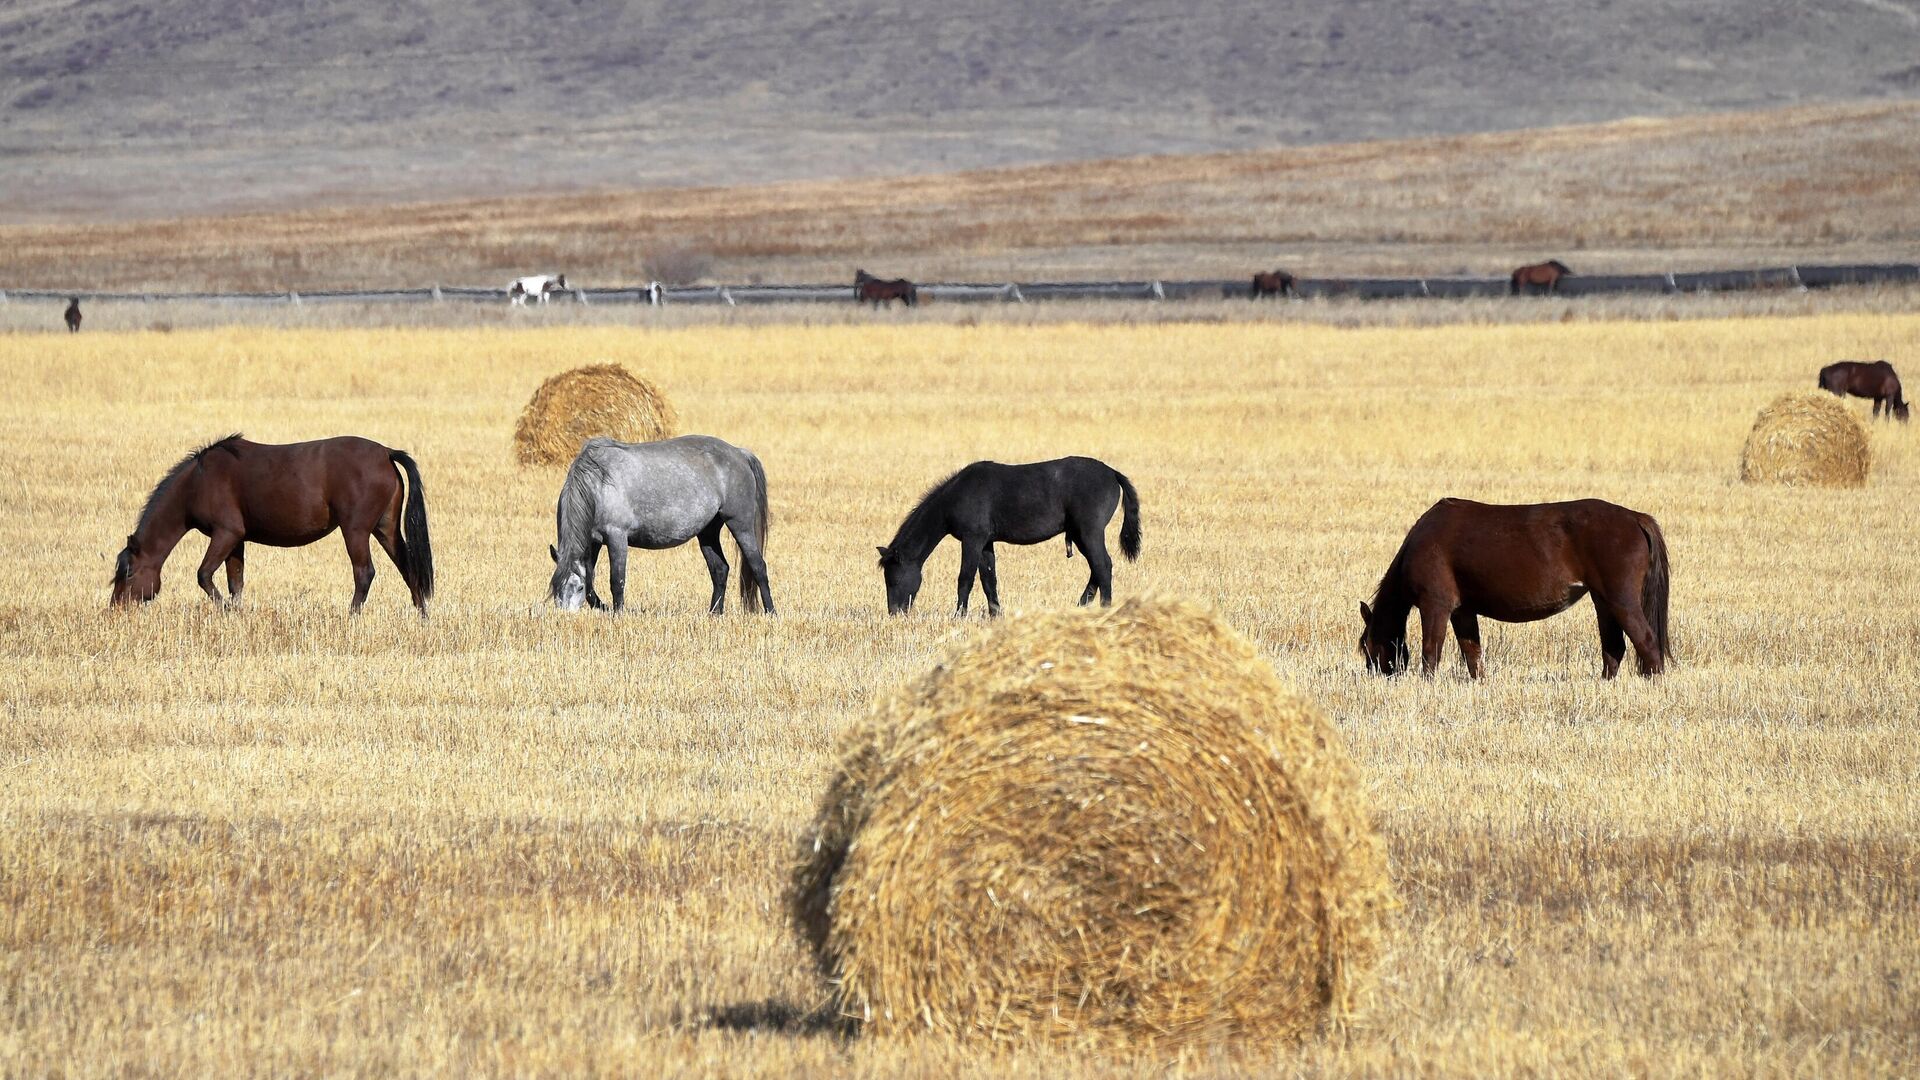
103,338,1904,678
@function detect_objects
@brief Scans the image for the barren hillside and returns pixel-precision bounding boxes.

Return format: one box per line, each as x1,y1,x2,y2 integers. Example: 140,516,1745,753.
3,0,1919,220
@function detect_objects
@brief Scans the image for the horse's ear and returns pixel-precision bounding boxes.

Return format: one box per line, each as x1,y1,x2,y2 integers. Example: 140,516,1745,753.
549,544,558,564
1359,602,1373,624
126,534,140,555
876,545,894,563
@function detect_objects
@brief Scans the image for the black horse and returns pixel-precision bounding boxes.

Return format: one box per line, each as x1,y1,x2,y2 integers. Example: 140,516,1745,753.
854,269,918,308
64,298,81,333
877,457,1141,615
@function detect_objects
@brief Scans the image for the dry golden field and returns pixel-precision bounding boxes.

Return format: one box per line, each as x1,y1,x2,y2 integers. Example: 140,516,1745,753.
6,102,1919,293
2,313,1917,1075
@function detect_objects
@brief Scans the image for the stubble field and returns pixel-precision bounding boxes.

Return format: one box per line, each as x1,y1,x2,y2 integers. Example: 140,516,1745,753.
1,313,1916,1075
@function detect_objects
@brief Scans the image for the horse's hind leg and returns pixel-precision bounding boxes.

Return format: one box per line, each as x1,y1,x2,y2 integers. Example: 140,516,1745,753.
1599,592,1662,677
224,542,246,603
1449,609,1485,679
1075,529,1115,606
698,520,730,615
343,528,376,613
1594,603,1627,680
372,520,424,611
726,519,774,614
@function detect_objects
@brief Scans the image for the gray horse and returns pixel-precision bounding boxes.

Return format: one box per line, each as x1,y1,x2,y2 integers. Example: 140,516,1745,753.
548,435,774,614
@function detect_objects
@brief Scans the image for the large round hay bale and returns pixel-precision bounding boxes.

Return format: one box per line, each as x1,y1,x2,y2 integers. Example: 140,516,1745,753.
1739,391,1870,487
791,597,1392,1050
512,364,677,467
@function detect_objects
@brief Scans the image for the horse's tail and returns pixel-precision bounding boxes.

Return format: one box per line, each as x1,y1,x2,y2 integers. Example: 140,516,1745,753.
738,451,771,612
1509,271,1522,296
906,284,919,307
1638,515,1670,672
390,450,435,601
1113,468,1141,562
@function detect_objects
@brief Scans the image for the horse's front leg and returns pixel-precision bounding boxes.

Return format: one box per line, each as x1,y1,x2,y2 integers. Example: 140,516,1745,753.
224,542,246,604
583,541,606,610
1418,604,1451,677
955,542,980,615
605,536,630,613
1450,609,1484,679
197,530,243,607
978,543,1002,617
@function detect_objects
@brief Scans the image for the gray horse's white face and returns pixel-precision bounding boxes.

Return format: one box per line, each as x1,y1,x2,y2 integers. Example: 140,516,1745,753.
549,546,588,611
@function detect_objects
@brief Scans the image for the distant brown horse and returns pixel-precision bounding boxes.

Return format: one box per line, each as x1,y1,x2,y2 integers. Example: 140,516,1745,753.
1250,270,1296,299
64,298,81,333
111,435,434,612
854,269,918,308
1360,498,1670,679
1510,260,1571,295
1819,360,1909,422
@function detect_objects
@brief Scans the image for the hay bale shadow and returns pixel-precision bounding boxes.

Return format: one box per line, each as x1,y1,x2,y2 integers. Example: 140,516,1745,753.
702,999,857,1038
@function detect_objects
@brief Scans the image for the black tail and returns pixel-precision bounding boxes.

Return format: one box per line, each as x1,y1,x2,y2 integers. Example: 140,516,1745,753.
391,451,435,602
1639,516,1670,672
738,452,771,612
1113,468,1141,561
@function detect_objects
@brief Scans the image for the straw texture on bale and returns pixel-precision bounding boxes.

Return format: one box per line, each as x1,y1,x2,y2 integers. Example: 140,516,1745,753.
512,364,677,467
1739,391,1871,487
791,597,1392,1050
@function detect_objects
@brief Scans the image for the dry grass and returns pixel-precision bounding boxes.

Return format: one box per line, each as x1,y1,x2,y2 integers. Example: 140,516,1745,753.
1739,391,1874,488
1,313,1917,1074
4,102,1918,292
792,597,1390,1049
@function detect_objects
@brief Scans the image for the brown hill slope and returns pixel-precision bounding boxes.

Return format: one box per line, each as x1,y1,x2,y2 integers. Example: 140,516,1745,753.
4,0,1920,220
6,103,1916,292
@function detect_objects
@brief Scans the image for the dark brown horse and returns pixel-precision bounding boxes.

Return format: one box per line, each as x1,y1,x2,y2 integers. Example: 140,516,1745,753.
1250,269,1296,299
111,435,434,612
64,298,81,333
1359,498,1670,679
1510,260,1571,295
1818,360,1909,422
854,269,918,308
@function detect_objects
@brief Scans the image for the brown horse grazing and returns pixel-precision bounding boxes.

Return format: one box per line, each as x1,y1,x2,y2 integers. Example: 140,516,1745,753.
1510,260,1571,295
1250,269,1295,299
64,298,81,333
1359,498,1670,679
854,269,918,308
1818,360,1909,422
111,435,434,613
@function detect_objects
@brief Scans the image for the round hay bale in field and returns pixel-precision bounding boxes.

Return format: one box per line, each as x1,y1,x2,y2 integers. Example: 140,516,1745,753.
512,364,677,467
1739,391,1870,488
791,597,1392,1050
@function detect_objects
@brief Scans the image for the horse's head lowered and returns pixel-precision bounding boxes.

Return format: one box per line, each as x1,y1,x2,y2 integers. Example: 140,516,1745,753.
876,546,921,614
549,544,588,611
1357,601,1410,676
110,534,161,606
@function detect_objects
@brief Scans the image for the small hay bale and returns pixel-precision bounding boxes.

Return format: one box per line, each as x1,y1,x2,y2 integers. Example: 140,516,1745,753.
1739,391,1870,487
791,597,1392,1051
512,364,677,467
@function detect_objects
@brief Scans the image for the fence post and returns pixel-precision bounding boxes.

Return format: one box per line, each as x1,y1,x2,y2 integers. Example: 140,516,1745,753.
1150,280,1166,300
1788,266,1806,291
431,284,443,302
1665,272,1677,292
721,286,735,307
1419,280,1431,297
289,292,301,305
